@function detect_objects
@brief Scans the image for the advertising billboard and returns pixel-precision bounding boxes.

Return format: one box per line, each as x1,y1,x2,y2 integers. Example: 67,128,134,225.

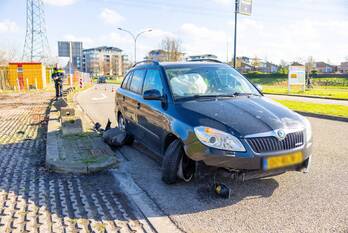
239,0,252,16
288,65,306,91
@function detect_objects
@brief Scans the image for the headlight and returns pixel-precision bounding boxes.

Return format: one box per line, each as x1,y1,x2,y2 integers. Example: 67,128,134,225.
194,126,246,152
303,118,312,141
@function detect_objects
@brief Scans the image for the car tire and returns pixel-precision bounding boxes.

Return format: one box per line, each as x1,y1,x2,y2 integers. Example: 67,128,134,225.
162,139,195,184
117,113,134,145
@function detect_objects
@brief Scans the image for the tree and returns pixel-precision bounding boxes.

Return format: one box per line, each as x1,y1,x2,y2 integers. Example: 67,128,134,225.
0,47,19,65
305,56,315,73
279,60,288,74
251,56,261,67
0,51,6,65
160,37,183,62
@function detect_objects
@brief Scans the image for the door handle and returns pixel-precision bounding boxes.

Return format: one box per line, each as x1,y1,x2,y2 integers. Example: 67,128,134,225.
137,102,141,109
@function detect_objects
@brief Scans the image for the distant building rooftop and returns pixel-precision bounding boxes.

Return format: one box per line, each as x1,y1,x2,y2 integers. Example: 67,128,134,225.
83,46,123,53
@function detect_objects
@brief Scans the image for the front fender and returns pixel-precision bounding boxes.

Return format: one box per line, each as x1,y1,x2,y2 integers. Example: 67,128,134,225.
169,119,196,145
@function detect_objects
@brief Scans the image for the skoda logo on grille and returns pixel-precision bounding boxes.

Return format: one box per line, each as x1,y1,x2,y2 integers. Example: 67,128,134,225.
276,129,287,141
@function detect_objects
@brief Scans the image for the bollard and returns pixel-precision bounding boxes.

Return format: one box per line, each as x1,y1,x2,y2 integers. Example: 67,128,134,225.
35,78,38,90
17,78,21,91
26,78,29,91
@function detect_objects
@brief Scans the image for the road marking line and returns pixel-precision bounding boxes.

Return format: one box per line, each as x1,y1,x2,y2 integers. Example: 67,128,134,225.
92,93,107,101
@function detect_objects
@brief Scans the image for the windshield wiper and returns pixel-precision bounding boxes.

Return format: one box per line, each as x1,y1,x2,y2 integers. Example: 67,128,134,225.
175,94,235,101
233,92,260,97
193,94,238,99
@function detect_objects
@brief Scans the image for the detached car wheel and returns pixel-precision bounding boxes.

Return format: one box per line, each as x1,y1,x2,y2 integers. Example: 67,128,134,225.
162,139,195,184
117,113,134,145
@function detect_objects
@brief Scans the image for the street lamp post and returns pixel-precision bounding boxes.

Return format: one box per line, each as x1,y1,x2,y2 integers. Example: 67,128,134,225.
233,0,238,68
117,28,153,63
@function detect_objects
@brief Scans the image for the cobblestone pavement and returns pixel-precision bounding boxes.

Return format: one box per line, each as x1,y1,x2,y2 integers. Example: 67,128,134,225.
0,92,152,233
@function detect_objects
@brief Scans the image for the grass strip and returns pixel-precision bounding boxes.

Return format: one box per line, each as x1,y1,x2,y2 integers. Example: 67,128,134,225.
264,86,348,100
275,100,348,118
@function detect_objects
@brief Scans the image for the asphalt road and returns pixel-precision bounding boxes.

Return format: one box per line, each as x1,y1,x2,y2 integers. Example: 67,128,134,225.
76,84,119,127
77,84,348,233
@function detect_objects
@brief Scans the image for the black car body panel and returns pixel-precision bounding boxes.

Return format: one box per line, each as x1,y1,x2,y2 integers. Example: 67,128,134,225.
115,61,312,177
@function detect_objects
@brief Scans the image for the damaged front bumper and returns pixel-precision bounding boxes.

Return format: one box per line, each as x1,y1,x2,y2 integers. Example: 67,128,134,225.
185,138,312,180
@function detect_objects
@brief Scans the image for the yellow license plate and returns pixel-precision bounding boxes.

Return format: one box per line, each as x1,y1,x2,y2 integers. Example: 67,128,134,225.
263,152,303,170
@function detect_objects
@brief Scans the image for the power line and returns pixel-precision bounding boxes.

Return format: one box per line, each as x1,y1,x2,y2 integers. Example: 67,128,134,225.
107,0,347,21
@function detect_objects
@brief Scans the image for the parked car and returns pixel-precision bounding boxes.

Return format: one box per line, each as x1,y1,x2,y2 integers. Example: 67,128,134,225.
115,60,312,184
97,76,107,84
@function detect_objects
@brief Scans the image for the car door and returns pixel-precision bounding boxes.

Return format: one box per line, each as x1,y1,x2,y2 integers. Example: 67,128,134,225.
124,69,147,139
137,69,168,154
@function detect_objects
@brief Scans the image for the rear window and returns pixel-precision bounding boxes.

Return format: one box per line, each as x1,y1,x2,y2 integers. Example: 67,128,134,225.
129,69,146,94
121,72,132,89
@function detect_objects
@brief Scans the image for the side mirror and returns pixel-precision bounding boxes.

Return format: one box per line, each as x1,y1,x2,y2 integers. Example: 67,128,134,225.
256,84,263,92
143,89,162,100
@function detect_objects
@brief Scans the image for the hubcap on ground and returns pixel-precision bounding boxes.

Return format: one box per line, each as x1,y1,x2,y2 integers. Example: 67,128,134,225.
118,115,126,130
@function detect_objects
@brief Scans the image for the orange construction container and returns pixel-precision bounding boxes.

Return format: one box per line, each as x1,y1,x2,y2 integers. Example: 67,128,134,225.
8,62,47,90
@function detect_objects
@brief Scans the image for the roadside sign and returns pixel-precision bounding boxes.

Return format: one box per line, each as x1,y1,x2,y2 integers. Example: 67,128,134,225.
239,0,252,16
58,41,83,57
288,66,306,92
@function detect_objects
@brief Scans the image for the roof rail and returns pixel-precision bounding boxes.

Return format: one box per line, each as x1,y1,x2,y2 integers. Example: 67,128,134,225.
185,58,223,63
132,60,159,68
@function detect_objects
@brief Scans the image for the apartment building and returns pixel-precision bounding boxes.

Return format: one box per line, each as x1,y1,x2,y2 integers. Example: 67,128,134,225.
82,46,129,77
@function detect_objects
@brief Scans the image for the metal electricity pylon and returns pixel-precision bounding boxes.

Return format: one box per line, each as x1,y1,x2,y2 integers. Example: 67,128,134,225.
22,0,51,62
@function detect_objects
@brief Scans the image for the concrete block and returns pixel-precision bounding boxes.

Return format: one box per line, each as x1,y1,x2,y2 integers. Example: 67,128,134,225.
61,107,75,117
61,117,83,136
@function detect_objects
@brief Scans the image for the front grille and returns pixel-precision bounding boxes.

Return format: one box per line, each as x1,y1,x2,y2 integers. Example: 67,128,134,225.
246,131,304,153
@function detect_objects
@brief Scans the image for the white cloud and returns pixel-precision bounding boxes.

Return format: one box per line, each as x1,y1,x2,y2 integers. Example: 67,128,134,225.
212,0,232,5
179,23,228,59
0,20,19,33
63,34,95,45
43,0,78,6
224,18,348,64
142,29,175,39
100,8,124,25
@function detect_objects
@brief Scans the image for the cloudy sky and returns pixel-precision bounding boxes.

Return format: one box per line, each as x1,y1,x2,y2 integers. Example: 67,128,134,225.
0,0,348,64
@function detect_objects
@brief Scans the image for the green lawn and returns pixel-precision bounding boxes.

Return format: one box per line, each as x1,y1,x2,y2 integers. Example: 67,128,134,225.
263,86,348,99
245,73,348,100
275,100,348,118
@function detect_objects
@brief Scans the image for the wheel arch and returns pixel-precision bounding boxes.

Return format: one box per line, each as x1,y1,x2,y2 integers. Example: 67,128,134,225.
162,133,180,155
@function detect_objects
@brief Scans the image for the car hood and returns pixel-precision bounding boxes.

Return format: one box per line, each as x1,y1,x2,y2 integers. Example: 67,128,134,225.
175,96,305,137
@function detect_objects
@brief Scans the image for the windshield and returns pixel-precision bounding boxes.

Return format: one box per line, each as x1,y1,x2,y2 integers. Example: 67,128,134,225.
165,65,260,99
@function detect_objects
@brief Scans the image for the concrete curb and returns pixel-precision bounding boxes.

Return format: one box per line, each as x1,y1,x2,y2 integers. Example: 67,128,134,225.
265,92,348,101
46,102,61,171
73,85,96,125
45,98,118,174
112,150,183,233
296,111,348,123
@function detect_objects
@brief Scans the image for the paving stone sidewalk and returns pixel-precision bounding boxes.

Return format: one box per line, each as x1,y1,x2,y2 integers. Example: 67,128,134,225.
0,92,153,233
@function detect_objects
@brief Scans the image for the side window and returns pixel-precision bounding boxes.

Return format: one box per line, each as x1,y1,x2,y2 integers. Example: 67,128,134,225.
143,69,163,95
121,71,132,89
129,69,146,94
